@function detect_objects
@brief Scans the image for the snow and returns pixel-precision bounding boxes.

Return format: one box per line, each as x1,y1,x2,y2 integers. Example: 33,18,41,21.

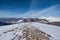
0,22,60,40
31,22,60,40
17,20,23,23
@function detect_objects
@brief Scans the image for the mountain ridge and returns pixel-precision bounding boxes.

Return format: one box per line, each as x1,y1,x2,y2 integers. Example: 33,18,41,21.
0,18,60,26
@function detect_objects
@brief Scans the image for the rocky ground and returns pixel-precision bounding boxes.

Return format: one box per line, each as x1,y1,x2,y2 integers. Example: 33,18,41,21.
0,24,51,40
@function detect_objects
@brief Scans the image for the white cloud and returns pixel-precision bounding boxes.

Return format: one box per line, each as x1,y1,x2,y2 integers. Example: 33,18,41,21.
19,4,60,18
0,4,60,18
41,16,60,22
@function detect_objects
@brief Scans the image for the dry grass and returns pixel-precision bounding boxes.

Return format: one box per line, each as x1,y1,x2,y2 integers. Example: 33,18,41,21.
20,25,50,40
11,24,50,40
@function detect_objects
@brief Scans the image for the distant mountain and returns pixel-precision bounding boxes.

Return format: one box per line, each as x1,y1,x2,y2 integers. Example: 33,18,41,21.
0,18,49,26
0,18,21,22
0,17,60,26
17,18,49,23
0,18,21,26
47,22,60,26
0,21,12,26
41,17,60,26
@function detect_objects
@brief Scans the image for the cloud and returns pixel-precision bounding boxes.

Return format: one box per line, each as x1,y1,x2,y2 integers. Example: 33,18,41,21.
0,4,60,18
19,4,60,18
41,16,60,22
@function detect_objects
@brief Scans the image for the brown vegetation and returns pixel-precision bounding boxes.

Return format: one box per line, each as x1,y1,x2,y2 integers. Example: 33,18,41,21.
11,25,50,40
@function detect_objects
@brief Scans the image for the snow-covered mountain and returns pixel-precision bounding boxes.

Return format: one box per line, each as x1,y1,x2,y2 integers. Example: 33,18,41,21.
17,18,49,23
0,22,60,40
0,17,60,26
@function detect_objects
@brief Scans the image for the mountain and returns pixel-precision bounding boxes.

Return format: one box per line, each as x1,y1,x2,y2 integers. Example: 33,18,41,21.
0,18,49,26
0,17,60,26
18,18,49,23
47,22,60,26
0,18,22,22
0,18,22,26
0,21,12,26
0,22,60,40
0,17,60,40
41,17,60,26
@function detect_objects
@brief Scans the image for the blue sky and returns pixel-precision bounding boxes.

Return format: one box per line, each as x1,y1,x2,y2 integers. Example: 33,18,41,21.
0,0,60,18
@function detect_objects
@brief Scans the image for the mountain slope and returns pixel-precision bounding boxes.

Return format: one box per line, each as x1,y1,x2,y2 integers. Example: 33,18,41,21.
0,22,60,40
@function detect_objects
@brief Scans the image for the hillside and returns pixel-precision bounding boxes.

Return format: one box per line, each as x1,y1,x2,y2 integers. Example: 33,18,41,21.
0,22,60,40
47,22,60,26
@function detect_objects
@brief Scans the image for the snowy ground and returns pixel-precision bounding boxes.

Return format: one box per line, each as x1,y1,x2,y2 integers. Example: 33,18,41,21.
0,22,60,40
